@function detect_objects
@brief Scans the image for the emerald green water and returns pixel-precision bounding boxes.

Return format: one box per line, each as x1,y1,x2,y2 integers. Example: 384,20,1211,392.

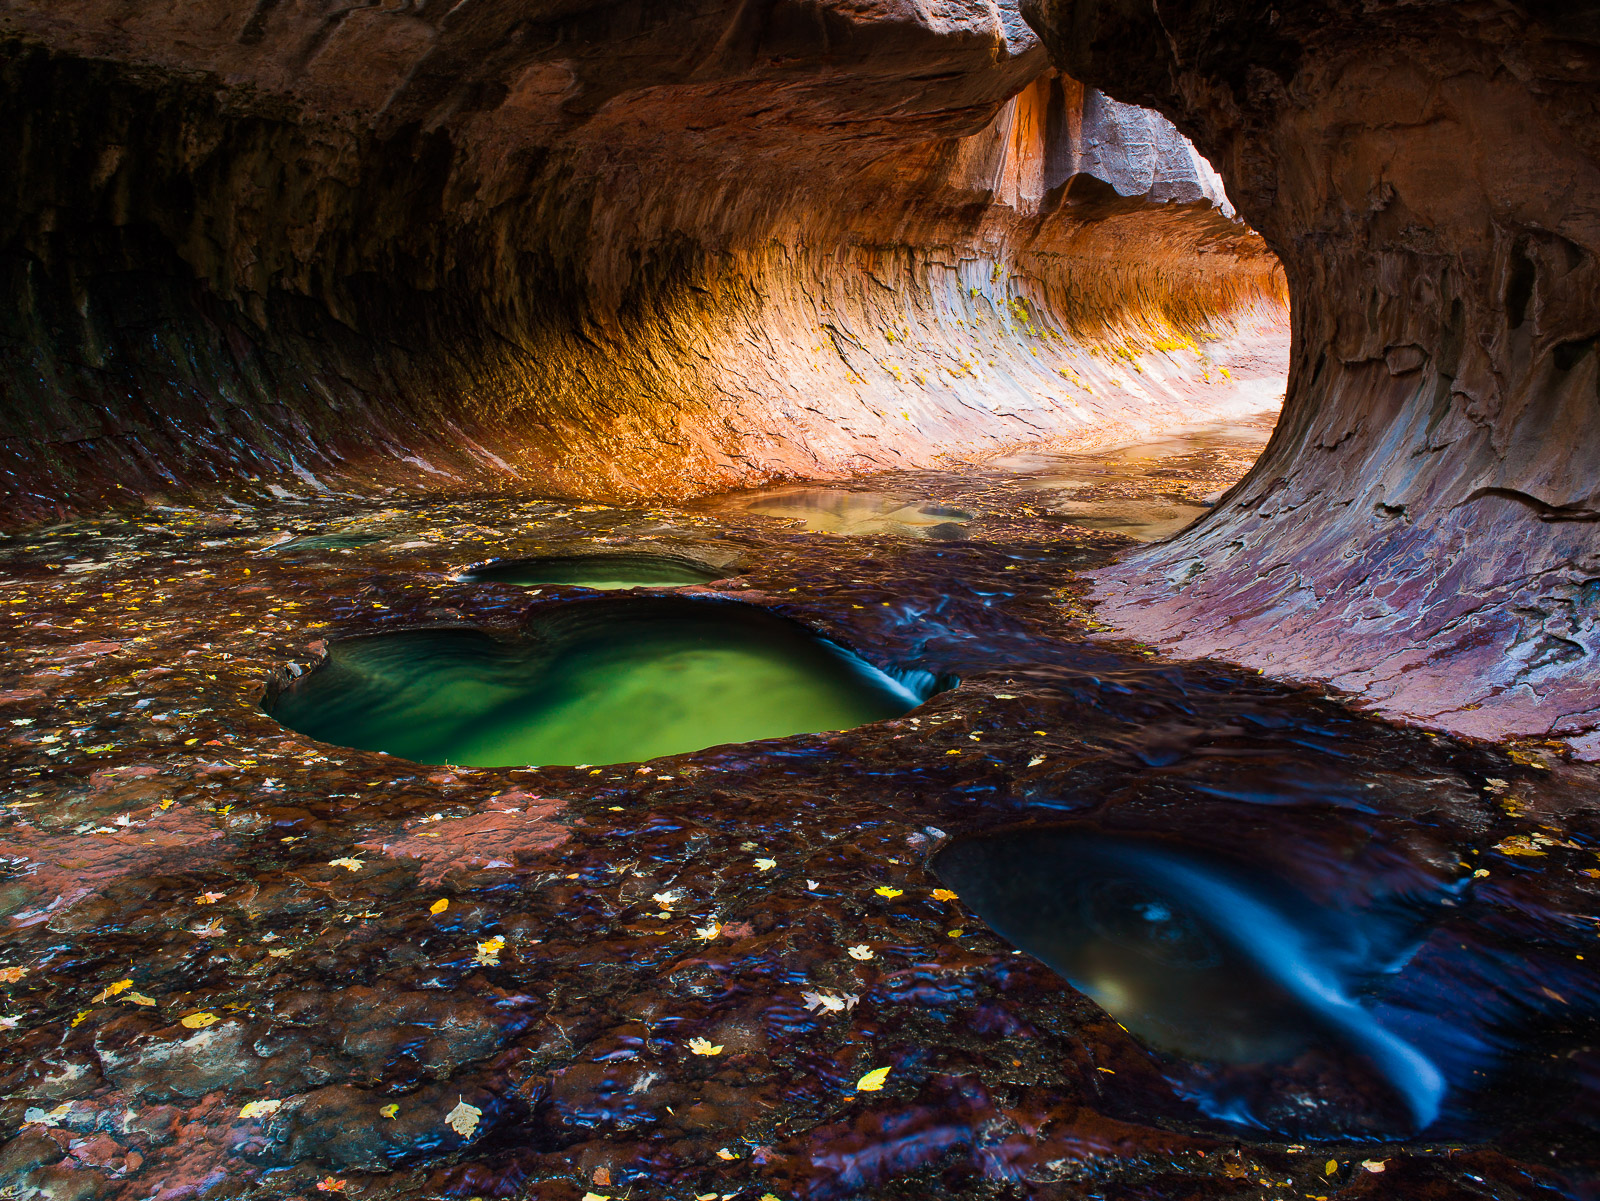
464,552,723,590
269,598,933,767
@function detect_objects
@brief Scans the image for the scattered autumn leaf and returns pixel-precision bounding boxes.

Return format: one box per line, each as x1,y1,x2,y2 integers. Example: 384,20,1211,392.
847,945,874,961
380,1104,399,1120
93,979,132,1003
856,1066,892,1092
474,936,505,966
239,1099,282,1120
196,891,226,904
874,886,903,899
931,888,958,902
696,921,721,941
688,1036,723,1056
716,1148,737,1161
430,898,449,915
0,966,28,984
316,1179,346,1193
180,1011,219,1029
754,858,776,872
328,857,363,872
446,1097,482,1138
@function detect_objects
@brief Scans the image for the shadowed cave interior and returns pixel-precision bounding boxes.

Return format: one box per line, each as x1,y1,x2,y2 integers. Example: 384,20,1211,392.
1,2,1599,1200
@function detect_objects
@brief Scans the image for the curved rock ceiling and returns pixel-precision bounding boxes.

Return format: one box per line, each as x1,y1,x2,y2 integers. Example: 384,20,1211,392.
0,0,1282,518
1025,0,1600,746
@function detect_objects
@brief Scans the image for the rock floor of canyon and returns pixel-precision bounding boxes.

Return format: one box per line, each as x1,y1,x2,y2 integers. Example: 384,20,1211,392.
1,425,1598,1201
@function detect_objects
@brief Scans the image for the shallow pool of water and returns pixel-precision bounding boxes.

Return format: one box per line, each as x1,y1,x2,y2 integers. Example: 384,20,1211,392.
717,487,971,538
934,826,1455,1136
463,551,725,590
269,596,937,767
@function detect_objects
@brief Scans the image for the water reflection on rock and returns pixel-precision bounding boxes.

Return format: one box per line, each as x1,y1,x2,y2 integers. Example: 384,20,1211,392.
987,412,1276,541
935,827,1446,1135
714,486,972,538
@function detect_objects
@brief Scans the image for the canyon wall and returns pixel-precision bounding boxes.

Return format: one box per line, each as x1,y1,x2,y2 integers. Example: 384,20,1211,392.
1023,0,1600,746
0,1,1284,524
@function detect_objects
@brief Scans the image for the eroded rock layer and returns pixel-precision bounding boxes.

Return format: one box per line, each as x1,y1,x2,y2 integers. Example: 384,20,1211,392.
0,2,1284,524
1023,0,1600,744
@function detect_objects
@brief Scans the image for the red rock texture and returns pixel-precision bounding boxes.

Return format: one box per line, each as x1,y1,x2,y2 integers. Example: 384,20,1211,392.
1022,0,1600,744
0,2,1284,522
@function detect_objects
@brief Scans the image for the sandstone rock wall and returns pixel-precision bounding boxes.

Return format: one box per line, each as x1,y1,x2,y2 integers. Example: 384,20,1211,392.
1023,0,1600,745
0,1,1284,522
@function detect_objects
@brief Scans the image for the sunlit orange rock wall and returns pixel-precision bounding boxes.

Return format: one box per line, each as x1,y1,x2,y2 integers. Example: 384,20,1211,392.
1024,0,1600,746
0,1,1283,522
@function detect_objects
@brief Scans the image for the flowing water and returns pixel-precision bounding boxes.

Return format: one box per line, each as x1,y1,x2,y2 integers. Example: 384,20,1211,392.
269,596,938,767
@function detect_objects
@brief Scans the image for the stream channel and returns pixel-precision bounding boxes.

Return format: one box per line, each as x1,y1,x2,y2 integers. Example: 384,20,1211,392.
1,413,1597,1199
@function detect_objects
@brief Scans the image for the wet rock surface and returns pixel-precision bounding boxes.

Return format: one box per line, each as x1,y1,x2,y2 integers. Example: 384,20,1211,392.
0,3,1285,523
1021,0,1600,744
1,445,1597,1200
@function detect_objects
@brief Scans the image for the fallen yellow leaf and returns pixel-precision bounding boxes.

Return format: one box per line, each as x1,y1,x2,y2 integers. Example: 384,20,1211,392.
380,1103,399,1119
93,979,133,1003
688,1036,723,1056
931,888,958,902
239,1099,281,1120
874,887,903,899
180,1011,219,1029
1324,1160,1338,1176
856,1066,892,1092
0,966,27,983
430,898,449,915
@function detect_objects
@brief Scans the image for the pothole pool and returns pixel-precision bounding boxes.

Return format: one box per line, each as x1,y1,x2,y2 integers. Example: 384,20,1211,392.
462,550,727,590
933,825,1480,1138
267,596,941,767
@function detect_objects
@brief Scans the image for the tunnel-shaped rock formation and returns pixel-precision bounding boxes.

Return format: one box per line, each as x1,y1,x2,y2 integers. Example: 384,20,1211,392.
0,1,1282,525
1023,0,1600,745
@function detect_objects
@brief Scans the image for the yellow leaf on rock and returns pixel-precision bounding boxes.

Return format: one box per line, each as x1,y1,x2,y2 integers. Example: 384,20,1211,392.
856,1066,892,1092
0,966,27,983
239,1099,282,1120
93,979,133,1003
931,888,958,902
874,887,903,899
328,858,363,872
430,898,449,915
1324,1160,1338,1176
180,1011,219,1029
688,1036,723,1056
124,992,156,1007
380,1104,399,1119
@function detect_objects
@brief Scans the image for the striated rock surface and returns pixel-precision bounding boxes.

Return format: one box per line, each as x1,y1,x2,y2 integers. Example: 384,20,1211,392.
0,1,1284,523
1024,0,1600,745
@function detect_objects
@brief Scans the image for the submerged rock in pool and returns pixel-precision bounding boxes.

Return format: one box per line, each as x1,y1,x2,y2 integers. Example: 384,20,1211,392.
268,596,938,767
